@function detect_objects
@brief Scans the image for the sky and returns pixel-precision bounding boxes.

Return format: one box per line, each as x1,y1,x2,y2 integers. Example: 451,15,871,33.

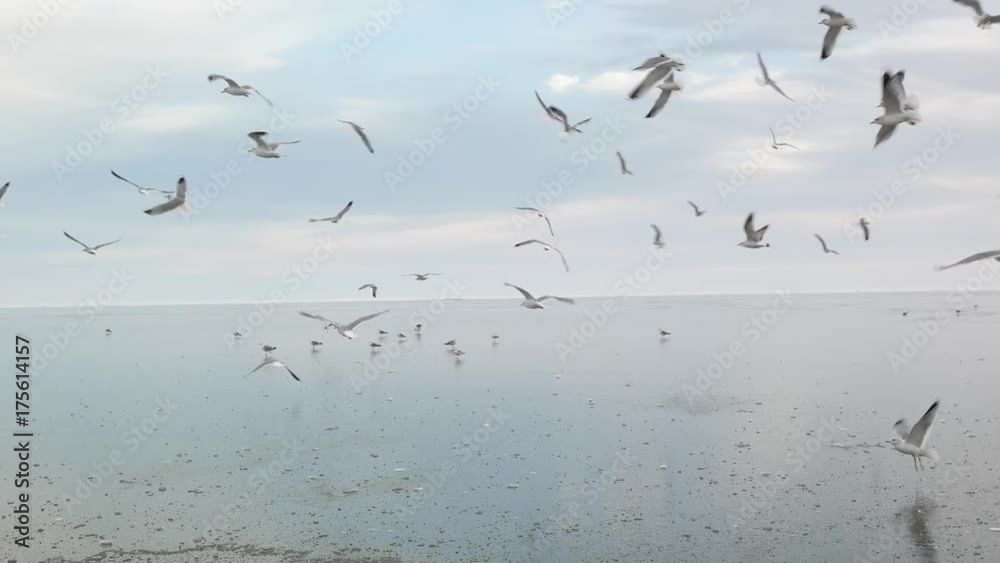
2,0,1000,307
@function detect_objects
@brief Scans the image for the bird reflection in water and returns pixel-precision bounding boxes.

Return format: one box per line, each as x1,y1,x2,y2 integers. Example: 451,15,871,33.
898,492,937,562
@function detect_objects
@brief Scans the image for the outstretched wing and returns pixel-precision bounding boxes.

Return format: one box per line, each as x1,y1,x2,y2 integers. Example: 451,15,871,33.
629,63,672,100
504,282,536,301
893,419,911,441
645,82,673,118
935,249,1000,271
687,201,701,215
0,182,8,202
907,400,940,447
208,74,239,87
343,309,390,330
281,364,301,382
814,234,828,252
332,201,354,222
248,87,274,107
63,231,89,249
299,310,334,324
538,295,576,304
534,90,554,119
144,178,186,215
756,52,771,82
92,239,121,250
743,213,757,239
953,0,985,16
819,5,845,18
821,25,842,60
651,224,663,245
248,131,270,149
110,169,146,191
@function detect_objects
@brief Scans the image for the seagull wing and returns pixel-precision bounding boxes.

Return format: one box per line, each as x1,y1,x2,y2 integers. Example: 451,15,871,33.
616,151,628,173
144,177,186,215
756,52,771,82
645,87,672,118
0,181,7,202
547,105,570,127
687,201,702,215
332,201,354,222
538,295,576,304
629,63,672,100
819,5,845,18
553,246,570,272
63,231,89,249
248,87,274,107
634,54,667,71
534,91,554,119
874,124,897,149
860,220,870,241
341,120,374,153
770,81,794,101
208,74,239,88
953,0,985,16
515,206,540,213
343,309,390,330
110,170,147,191
651,224,663,245
542,214,554,236
907,400,940,448
821,26,842,60
248,131,270,149
814,234,829,252
504,282,536,301
893,419,911,441
882,71,905,115
743,213,757,240
935,249,1000,271
246,359,276,378
299,310,334,324
92,239,121,250
514,239,547,249
280,363,301,381
569,117,591,131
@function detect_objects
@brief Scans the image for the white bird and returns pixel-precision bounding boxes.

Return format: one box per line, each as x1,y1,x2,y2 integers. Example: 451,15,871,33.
617,151,634,175
650,225,665,249
769,128,799,150
504,282,575,310
872,70,921,149
299,309,390,339
514,206,555,236
814,234,840,255
246,358,300,382
63,231,120,255
935,249,1000,271
628,62,676,100
403,273,442,281
309,201,353,223
143,177,187,216
0,182,8,207
755,52,794,101
514,239,570,272
739,213,770,249
535,91,590,134
633,53,685,72
819,6,856,60
339,120,374,154
248,131,300,158
358,284,378,298
645,73,682,118
953,0,1000,28
889,400,940,471
859,218,871,241
687,201,707,217
208,74,273,106
110,170,159,195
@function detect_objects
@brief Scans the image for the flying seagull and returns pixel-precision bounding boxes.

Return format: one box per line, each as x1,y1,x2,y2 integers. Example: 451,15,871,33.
63,232,120,255
299,309,390,339
769,128,799,150
645,73,682,118
819,6,856,60
890,400,940,471
0,182,8,207
246,359,300,382
739,212,770,248
358,284,378,298
208,74,273,106
756,53,794,101
248,131,300,158
935,249,1000,271
633,53,685,72
651,225,665,249
687,201,706,217
629,62,676,100
339,120,374,154
814,234,840,255
617,151,634,175
309,201,353,223
514,206,555,236
144,177,187,216
514,239,570,272
403,273,442,281
535,91,590,135
872,70,921,149
504,282,575,310
110,170,159,195
952,0,1000,28
859,218,871,241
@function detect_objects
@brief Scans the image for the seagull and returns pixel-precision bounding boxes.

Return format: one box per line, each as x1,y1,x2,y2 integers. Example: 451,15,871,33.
935,249,1000,271
859,218,871,241
491,333,500,342
110,170,160,195
403,273,442,281
819,6,856,60
444,339,456,347
338,120,374,153
358,284,378,298
233,331,243,339
105,328,112,335
504,283,575,310
63,232,120,255
248,131,300,158
769,128,799,150
629,62,676,100
659,329,671,338
310,340,323,351
378,329,388,338
873,71,921,149
369,342,382,350
889,400,940,471
739,213,770,248
450,349,467,360
756,53,794,101
514,239,570,272
261,344,277,357
207,74,273,106
514,206,555,236
645,73,682,118
246,358,300,382
309,201,353,223
397,333,408,341
814,234,840,255
535,91,590,135
143,177,187,216
687,201,707,217
0,182,8,207
650,225,665,249
952,0,1000,28
414,324,423,333
617,151,634,175
633,53,685,71
299,310,390,339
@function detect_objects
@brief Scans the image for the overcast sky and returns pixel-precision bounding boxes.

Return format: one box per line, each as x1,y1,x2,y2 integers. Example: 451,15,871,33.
2,0,999,307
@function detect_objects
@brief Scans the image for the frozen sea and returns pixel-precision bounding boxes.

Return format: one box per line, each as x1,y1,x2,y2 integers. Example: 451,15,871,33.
1,292,999,562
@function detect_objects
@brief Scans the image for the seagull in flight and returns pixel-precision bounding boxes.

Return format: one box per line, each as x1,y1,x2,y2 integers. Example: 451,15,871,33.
650,225,665,249
358,284,378,298
739,213,770,249
110,170,160,195
889,400,940,471
504,283,575,310
299,309,390,339
0,182,8,207
617,151,634,175
309,201,353,223
687,201,706,217
246,359,300,382
953,0,1000,28
514,239,570,272
535,91,590,135
248,131,300,158
403,273,442,281
645,73,682,118
633,53,685,72
208,74,273,106
814,234,840,255
629,61,677,100
63,232,120,255
339,120,374,154
872,70,921,149
819,6,856,60
769,128,799,150
514,206,555,236
935,249,1000,271
144,177,187,216
756,53,794,101
859,218,871,241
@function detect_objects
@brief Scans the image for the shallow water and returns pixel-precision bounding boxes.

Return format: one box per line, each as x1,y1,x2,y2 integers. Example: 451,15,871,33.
1,292,999,562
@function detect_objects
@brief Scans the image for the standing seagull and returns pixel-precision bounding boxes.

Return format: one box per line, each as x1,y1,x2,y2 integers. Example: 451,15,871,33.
952,0,1000,28
514,207,555,237
403,273,442,281
246,359,300,382
739,213,771,249
645,73,682,118
872,71,921,149
535,91,590,135
261,344,277,357
0,182,8,207
617,151,634,175
208,74,273,106
63,232,120,255
814,234,840,255
504,283,575,310
769,128,799,150
299,310,390,339
310,340,323,351
818,6,856,60
859,218,871,241
756,53,794,101
687,201,707,217
935,249,1000,271
339,120,374,154
110,170,159,195
248,131,300,158
890,400,940,471
358,284,378,298
144,177,187,216
309,201,353,223
650,225,665,249
514,239,570,272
